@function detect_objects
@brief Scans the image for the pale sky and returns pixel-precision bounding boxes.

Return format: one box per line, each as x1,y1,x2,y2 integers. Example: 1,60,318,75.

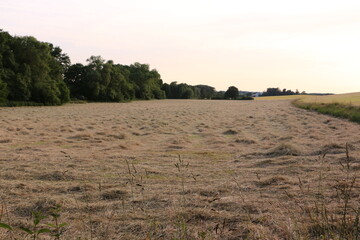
1,0,360,93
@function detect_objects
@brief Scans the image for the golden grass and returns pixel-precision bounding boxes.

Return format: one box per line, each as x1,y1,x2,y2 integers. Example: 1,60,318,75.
1,100,360,239
256,92,360,105
301,92,360,106
294,92,360,123
255,95,309,100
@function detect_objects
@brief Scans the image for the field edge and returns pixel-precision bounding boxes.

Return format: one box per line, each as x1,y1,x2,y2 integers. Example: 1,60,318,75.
293,99,360,123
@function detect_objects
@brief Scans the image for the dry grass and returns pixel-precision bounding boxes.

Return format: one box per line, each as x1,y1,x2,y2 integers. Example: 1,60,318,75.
301,92,360,106
1,100,360,239
255,95,309,101
294,92,360,123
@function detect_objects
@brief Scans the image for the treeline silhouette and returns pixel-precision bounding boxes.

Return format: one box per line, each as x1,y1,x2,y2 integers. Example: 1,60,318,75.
161,82,217,99
262,87,304,96
0,30,258,105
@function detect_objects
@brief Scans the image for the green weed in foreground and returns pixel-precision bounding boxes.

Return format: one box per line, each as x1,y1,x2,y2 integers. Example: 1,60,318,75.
293,100,360,123
0,204,67,240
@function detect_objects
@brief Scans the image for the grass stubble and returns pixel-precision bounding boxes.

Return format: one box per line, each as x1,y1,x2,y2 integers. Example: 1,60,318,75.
0,100,360,239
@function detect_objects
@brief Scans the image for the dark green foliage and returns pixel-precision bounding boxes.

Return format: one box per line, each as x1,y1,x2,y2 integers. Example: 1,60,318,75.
64,57,139,102
239,95,254,100
0,30,70,105
64,63,87,99
126,62,165,100
212,91,225,100
65,57,166,102
194,85,215,99
162,82,195,99
161,83,253,101
0,78,8,102
262,87,302,96
224,86,239,99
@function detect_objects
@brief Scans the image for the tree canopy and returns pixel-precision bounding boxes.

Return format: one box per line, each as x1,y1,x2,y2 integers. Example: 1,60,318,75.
224,86,239,99
0,30,262,105
0,30,70,105
64,58,166,102
262,87,302,96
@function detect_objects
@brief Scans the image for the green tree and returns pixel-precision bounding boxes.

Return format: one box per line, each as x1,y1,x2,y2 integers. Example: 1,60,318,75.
64,57,136,102
127,62,165,100
0,30,70,105
0,78,8,102
224,86,239,99
162,81,194,99
64,63,87,99
194,85,215,99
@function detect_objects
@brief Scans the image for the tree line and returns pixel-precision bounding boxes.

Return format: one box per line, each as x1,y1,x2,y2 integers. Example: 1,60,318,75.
0,30,168,105
0,30,70,105
0,30,255,105
261,87,305,96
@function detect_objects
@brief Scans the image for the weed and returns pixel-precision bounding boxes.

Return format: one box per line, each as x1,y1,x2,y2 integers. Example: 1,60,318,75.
296,143,360,239
173,216,190,240
19,211,51,240
0,203,68,240
48,204,67,240
124,158,146,213
174,155,189,201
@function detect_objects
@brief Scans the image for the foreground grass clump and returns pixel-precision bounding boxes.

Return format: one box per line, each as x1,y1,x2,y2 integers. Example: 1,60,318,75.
294,100,360,123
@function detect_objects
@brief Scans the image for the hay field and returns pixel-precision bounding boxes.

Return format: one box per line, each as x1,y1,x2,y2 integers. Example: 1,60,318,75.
1,100,360,239
256,92,360,106
255,95,309,101
300,92,360,106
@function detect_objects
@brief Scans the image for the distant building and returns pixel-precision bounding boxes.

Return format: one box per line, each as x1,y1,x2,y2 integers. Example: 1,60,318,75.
251,92,262,97
238,91,262,98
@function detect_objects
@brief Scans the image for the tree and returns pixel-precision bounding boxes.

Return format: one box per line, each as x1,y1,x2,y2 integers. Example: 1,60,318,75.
64,57,137,102
194,85,215,99
48,43,71,73
161,81,194,99
262,87,298,96
126,62,165,100
0,78,8,102
0,30,71,105
64,63,87,99
224,86,239,99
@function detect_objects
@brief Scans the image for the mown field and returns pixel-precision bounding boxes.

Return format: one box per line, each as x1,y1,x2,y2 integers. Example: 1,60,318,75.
1,100,360,239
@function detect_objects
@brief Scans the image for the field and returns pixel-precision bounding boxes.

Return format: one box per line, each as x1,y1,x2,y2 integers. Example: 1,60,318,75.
300,92,360,106
1,100,360,239
292,92,360,124
255,95,309,101
256,92,360,105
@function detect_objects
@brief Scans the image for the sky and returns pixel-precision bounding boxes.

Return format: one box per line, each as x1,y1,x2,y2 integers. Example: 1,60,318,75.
1,0,360,93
